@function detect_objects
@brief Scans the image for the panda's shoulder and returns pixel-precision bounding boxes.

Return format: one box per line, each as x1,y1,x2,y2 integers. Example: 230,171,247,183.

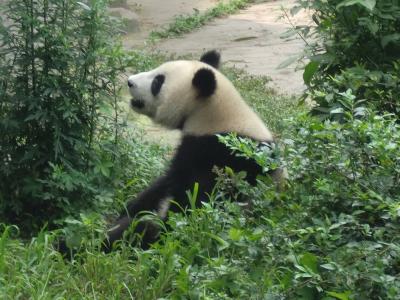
168,134,227,168
175,134,226,160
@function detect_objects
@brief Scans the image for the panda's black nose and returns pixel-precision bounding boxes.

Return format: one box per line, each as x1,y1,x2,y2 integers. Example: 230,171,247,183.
128,79,135,88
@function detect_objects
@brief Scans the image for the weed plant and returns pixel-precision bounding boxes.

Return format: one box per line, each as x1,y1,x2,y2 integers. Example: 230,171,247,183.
149,0,255,41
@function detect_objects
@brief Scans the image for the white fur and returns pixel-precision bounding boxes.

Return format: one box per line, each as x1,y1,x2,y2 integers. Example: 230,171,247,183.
128,60,273,142
157,198,171,219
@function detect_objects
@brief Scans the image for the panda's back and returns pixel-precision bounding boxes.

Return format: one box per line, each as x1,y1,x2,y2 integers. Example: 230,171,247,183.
182,71,273,142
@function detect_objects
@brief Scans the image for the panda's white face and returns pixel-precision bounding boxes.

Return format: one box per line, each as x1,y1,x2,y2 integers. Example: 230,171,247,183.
127,71,164,119
128,60,210,129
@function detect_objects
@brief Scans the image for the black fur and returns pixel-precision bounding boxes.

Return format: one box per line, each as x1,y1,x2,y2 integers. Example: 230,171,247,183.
103,134,268,252
151,74,165,96
200,50,221,69
130,98,144,109
192,68,217,98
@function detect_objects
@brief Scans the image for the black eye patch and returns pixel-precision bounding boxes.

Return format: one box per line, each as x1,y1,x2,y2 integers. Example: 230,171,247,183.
151,74,165,96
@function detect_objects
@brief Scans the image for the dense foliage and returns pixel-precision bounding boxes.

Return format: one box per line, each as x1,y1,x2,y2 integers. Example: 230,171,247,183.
292,0,400,116
279,113,399,299
0,0,131,231
216,108,400,298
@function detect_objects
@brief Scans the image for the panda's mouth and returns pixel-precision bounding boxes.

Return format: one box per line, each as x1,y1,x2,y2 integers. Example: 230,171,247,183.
130,98,145,109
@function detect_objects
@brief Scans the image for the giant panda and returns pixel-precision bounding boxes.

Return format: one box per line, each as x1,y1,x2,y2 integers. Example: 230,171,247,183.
103,50,282,252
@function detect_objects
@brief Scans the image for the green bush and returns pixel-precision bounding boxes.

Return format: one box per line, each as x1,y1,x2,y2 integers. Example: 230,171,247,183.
281,113,399,299
0,0,130,231
219,108,400,298
291,0,400,116
307,64,400,120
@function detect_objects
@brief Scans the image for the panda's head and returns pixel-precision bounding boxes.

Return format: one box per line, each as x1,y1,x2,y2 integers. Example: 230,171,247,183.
127,50,221,129
128,50,272,141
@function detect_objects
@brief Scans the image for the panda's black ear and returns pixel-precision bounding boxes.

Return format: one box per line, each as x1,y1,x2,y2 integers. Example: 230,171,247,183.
192,68,216,98
200,50,220,69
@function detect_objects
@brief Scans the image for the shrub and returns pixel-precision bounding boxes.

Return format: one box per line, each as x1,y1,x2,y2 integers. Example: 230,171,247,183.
0,0,130,231
218,107,400,298
291,0,400,116
307,64,400,120
280,112,399,298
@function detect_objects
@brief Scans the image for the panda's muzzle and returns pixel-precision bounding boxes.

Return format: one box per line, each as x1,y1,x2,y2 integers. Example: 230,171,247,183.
130,98,145,109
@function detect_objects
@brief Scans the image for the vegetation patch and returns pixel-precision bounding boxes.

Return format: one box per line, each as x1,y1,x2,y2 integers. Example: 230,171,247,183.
149,0,255,41
1,109,399,298
289,0,400,116
0,0,130,231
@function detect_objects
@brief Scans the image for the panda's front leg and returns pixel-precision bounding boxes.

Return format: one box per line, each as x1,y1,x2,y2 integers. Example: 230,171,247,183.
102,175,172,252
125,175,172,216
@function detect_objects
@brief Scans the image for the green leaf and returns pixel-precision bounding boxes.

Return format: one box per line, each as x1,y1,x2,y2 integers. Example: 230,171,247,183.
297,287,317,300
326,291,352,300
204,232,230,251
229,228,243,241
290,5,302,16
381,33,400,48
303,61,319,85
188,182,199,210
320,263,335,270
77,2,91,11
337,0,376,11
330,107,344,114
299,252,318,274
